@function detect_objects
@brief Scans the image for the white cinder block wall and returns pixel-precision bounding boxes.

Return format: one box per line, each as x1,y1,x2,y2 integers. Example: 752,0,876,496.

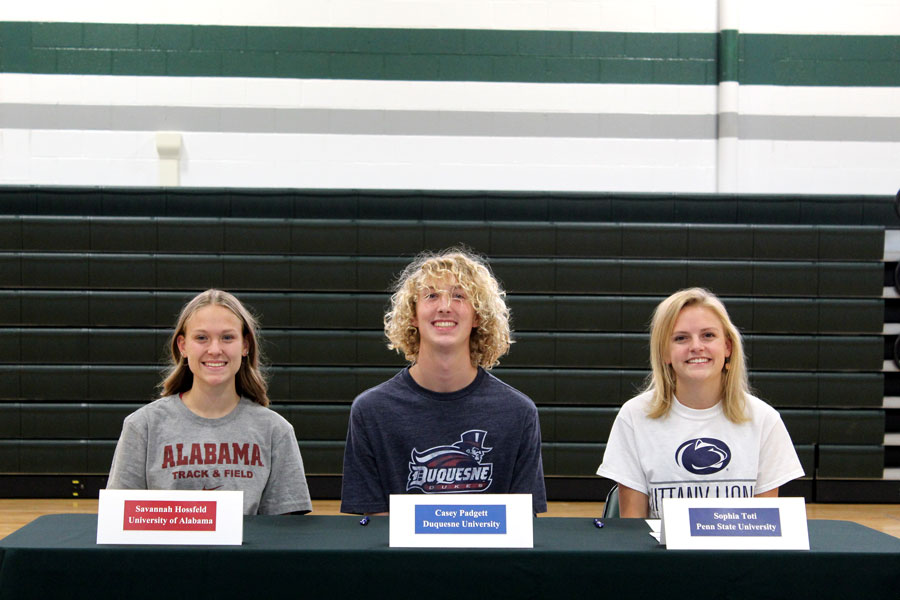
0,0,897,194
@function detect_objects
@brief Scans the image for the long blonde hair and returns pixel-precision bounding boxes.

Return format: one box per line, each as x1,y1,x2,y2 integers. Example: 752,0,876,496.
384,248,512,369
645,288,749,423
160,289,269,406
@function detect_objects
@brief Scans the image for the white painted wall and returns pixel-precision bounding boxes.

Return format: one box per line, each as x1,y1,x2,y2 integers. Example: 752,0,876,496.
1,1,897,194
2,0,719,31
5,0,899,34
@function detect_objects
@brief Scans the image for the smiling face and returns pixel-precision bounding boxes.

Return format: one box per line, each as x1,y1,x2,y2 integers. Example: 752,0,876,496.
666,305,732,390
413,276,479,356
176,304,249,395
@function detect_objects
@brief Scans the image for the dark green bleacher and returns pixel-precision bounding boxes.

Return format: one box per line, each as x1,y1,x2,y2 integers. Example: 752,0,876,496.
2,188,897,225
0,188,891,500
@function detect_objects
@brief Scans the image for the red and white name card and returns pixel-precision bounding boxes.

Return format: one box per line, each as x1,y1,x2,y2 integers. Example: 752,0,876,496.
97,489,243,545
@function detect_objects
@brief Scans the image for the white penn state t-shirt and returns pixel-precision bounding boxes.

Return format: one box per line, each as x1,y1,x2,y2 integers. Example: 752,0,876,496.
597,390,804,518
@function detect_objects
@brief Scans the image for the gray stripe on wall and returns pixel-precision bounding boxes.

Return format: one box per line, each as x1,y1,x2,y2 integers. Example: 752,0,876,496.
739,115,900,142
717,112,739,138
2,104,899,142
0,104,713,138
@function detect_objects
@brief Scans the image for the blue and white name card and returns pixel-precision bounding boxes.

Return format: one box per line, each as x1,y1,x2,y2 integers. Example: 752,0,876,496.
389,494,533,548
661,497,809,550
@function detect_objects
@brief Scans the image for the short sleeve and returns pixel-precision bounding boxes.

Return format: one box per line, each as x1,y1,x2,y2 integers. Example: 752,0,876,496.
595,403,649,494
340,400,388,514
107,416,150,489
755,410,805,494
258,423,313,515
509,402,548,513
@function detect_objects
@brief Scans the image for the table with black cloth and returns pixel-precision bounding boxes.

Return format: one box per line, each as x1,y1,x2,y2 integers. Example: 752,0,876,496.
1,514,898,600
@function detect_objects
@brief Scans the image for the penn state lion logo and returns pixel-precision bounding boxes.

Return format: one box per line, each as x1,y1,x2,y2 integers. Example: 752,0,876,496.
675,438,731,474
407,430,494,493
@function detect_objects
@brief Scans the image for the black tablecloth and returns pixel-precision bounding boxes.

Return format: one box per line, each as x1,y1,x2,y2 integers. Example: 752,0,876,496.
1,515,898,599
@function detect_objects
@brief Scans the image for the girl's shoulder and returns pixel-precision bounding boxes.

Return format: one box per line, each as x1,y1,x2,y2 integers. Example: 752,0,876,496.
617,390,656,419
743,393,782,421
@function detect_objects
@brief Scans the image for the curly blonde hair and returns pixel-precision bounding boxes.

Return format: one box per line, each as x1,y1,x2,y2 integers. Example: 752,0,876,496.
645,287,750,423
160,289,270,406
384,248,512,369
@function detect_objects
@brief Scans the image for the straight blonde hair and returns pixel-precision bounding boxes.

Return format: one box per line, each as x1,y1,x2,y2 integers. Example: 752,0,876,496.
645,288,749,423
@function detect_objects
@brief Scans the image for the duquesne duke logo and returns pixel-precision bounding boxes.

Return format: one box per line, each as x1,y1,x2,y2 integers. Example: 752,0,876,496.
407,430,494,493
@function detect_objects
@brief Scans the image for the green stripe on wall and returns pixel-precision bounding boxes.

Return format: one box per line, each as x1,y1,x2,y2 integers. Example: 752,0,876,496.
0,22,716,84
718,29,738,83
1,22,898,86
740,34,900,86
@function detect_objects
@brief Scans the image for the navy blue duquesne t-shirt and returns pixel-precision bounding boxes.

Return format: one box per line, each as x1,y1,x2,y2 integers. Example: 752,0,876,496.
340,367,547,514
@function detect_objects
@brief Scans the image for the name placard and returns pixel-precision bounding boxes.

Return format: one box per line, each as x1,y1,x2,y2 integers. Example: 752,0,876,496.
661,497,809,550
97,489,243,545
390,494,533,548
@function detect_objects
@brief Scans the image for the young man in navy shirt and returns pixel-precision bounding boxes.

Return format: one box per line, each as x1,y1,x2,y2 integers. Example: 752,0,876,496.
340,248,547,515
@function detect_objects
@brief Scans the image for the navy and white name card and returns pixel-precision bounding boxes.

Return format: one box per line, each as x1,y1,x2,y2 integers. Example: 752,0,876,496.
661,497,809,550
390,494,533,548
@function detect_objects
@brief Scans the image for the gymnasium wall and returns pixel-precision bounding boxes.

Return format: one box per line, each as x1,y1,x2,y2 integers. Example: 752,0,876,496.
1,0,898,194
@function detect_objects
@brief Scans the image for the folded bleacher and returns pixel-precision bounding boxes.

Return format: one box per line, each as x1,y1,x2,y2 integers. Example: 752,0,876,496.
0,188,894,501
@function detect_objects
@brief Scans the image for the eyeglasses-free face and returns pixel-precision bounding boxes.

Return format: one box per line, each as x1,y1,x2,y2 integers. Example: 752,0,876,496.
413,277,479,355
666,305,732,389
176,304,249,395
